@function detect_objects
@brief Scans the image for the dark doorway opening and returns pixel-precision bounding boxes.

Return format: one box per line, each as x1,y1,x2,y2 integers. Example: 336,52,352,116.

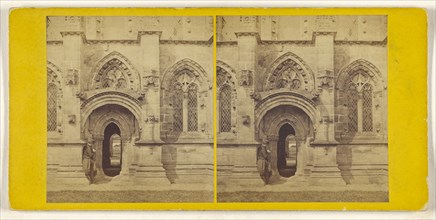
102,123,122,177
277,123,297,177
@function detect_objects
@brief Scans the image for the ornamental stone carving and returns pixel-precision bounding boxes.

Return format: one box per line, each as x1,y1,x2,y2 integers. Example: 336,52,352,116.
242,115,251,126
68,114,76,125
144,115,159,123
91,51,141,91
76,91,87,100
65,69,79,86
250,92,261,102
317,70,335,91
143,70,160,90
240,70,253,86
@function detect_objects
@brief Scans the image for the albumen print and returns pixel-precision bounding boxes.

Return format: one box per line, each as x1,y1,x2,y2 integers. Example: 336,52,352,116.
46,16,214,202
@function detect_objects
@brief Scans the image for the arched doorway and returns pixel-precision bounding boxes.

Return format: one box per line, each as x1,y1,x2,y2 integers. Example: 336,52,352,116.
257,103,315,182
83,104,139,181
277,123,297,178
102,123,122,177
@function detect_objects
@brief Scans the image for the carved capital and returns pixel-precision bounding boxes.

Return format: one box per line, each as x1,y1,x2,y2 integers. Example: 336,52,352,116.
143,71,160,89
317,70,335,90
144,115,159,124
137,91,146,101
76,91,87,100
250,92,262,102
266,135,279,142
319,115,334,124
65,69,79,86
239,70,253,86
242,115,251,126
68,115,76,125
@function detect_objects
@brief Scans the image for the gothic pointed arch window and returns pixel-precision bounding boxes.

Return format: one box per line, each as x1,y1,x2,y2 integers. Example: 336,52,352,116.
216,64,236,134
162,59,211,136
343,70,374,133
167,69,202,133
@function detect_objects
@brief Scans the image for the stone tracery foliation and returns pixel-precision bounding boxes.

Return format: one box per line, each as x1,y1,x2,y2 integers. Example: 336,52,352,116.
265,53,315,93
91,52,140,92
95,58,129,90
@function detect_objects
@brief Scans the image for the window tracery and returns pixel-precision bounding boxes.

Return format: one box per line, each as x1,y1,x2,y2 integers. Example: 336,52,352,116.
344,70,374,133
95,58,130,90
169,69,200,133
265,53,315,93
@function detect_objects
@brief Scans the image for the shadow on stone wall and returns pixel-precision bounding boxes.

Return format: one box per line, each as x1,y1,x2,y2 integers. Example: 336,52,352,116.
336,132,357,184
161,130,182,184
337,145,353,184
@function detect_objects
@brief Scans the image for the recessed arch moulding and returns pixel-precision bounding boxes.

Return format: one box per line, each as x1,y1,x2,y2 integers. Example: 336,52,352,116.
258,104,316,180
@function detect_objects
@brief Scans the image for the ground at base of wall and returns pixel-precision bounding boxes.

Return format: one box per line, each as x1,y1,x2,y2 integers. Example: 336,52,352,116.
218,191,388,202
47,190,214,203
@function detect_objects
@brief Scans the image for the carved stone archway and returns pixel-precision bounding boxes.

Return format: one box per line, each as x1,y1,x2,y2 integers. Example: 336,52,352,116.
258,104,314,181
255,91,320,139
83,104,140,179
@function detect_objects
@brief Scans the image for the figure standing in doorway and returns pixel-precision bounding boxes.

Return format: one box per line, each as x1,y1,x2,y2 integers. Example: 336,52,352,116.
82,136,97,184
257,139,272,185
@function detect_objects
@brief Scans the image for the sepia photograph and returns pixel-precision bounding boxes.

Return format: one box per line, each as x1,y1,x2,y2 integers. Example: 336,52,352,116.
216,15,388,202
46,16,214,202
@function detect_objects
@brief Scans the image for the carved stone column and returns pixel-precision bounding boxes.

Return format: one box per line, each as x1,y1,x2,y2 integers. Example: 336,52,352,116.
139,31,162,143
235,30,258,143
119,136,132,176
61,16,83,143
310,31,344,185
92,134,105,179
266,135,281,182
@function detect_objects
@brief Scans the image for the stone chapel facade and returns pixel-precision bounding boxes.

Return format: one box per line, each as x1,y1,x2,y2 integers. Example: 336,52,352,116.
216,16,388,188
46,16,214,189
